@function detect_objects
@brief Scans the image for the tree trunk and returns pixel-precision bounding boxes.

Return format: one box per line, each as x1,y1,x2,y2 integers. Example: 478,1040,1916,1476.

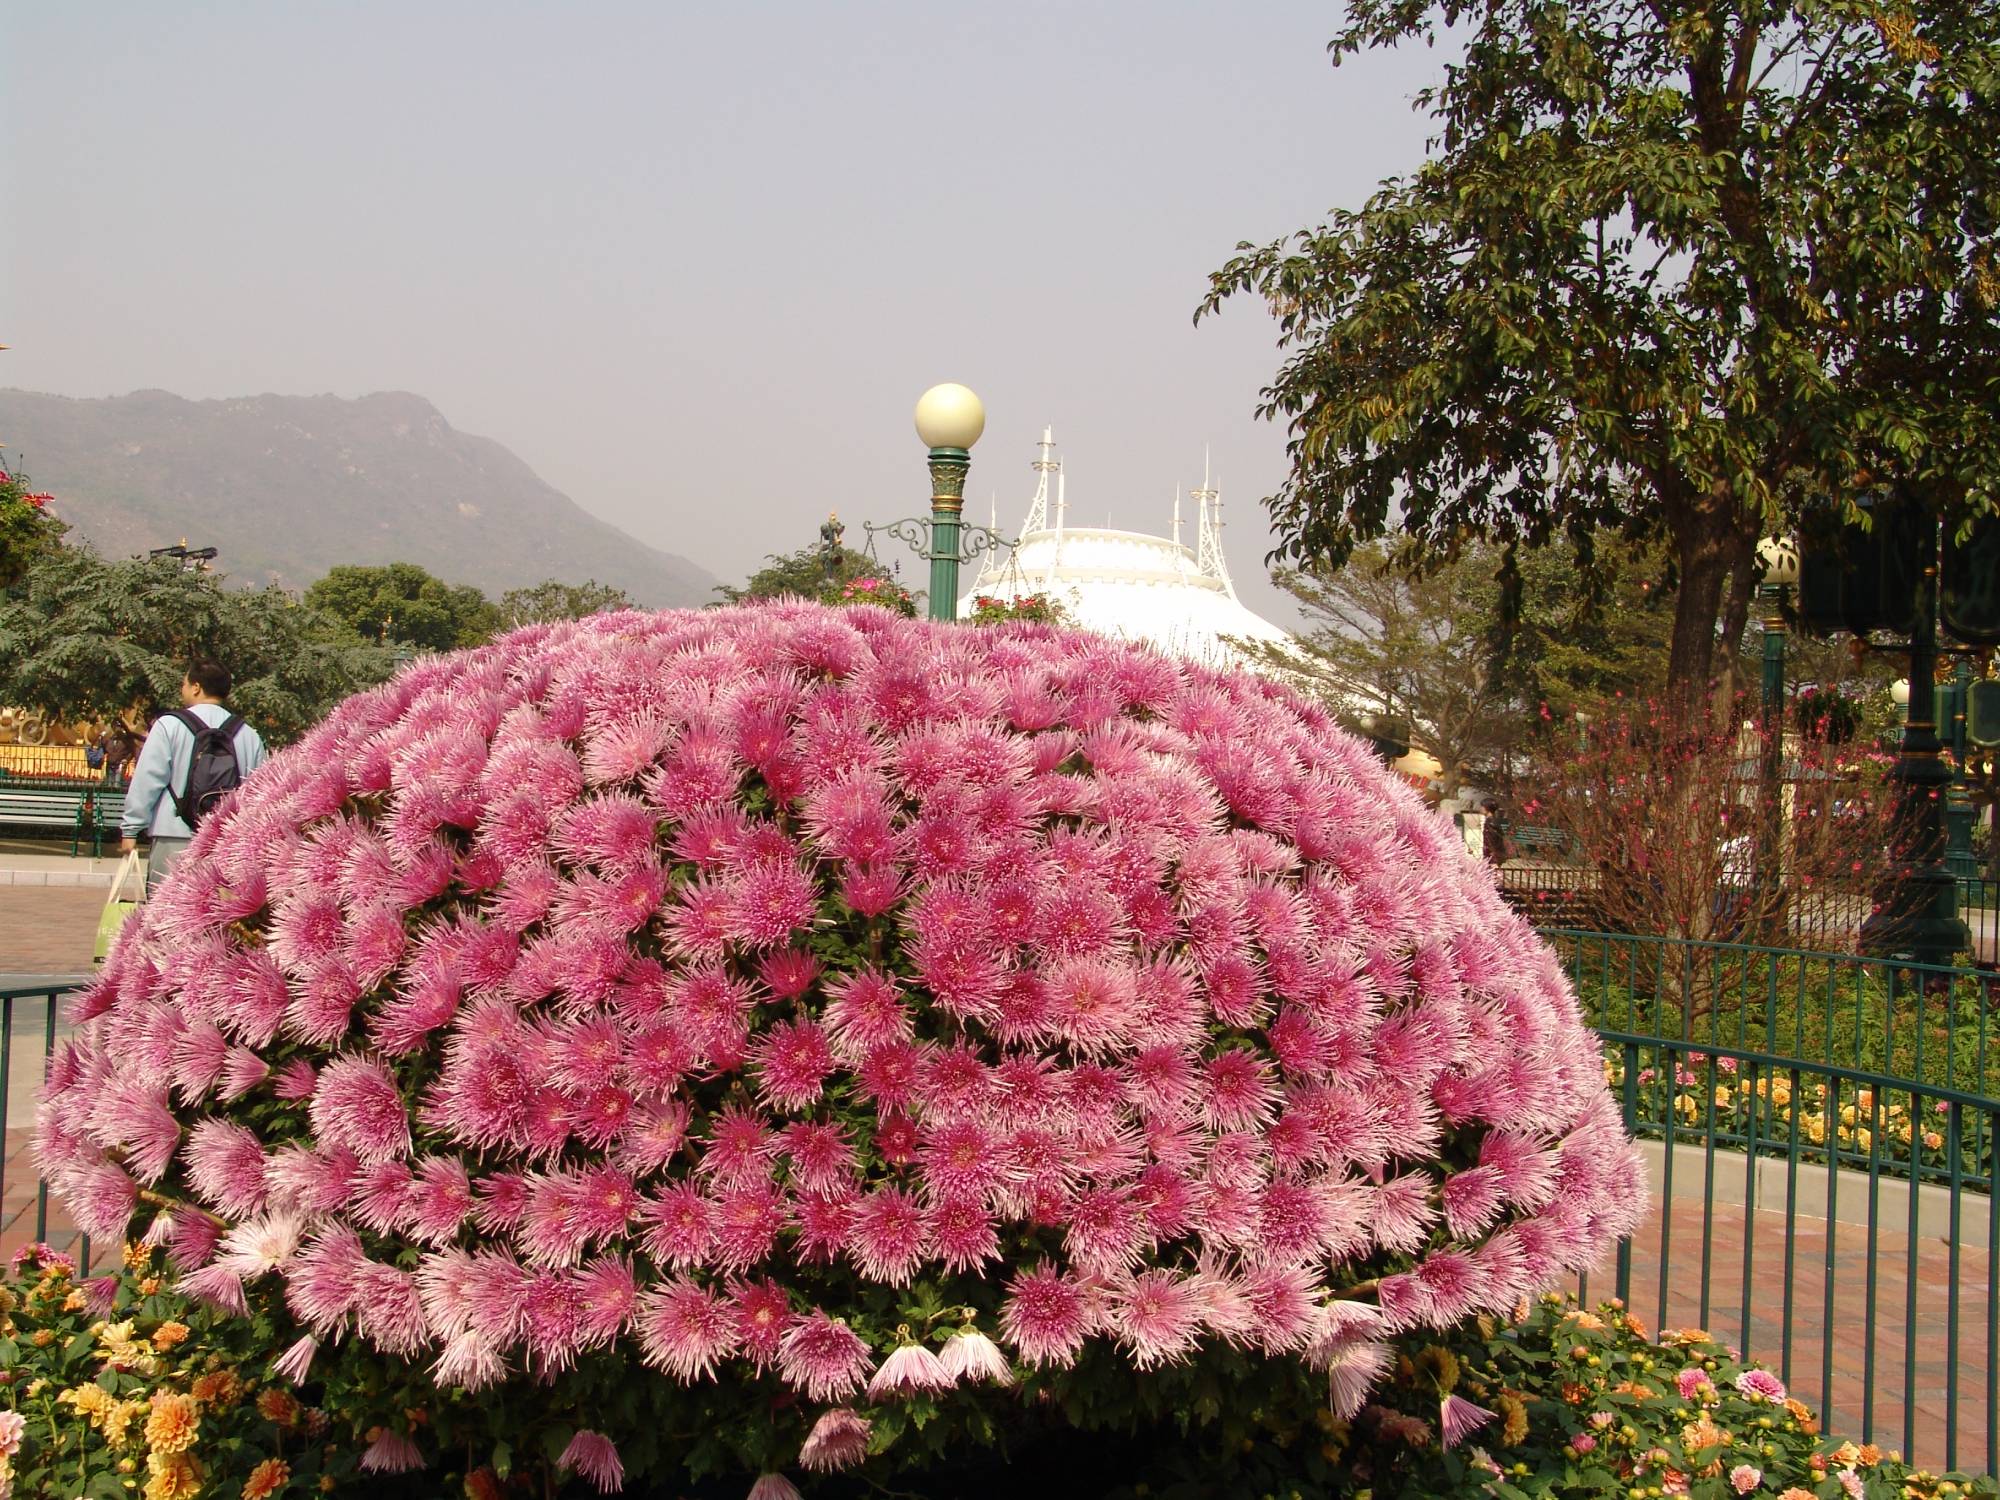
1667,517,1734,708
1714,524,1761,702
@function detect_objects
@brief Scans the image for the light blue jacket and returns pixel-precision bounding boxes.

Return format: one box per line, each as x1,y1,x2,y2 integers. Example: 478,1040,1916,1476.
121,702,268,839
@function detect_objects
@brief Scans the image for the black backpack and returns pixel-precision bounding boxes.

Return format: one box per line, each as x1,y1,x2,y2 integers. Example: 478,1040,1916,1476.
167,708,245,829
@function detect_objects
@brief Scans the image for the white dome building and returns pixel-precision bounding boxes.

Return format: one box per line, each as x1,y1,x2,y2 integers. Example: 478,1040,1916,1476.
959,430,1294,669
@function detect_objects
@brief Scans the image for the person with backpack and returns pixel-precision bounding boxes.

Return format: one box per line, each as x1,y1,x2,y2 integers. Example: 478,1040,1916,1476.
119,661,267,894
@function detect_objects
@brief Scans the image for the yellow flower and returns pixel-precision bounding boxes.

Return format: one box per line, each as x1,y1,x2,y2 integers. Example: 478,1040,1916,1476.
1770,1084,1792,1107
152,1320,191,1351
1924,1131,1945,1151
1682,1416,1727,1452
62,1288,89,1311
242,1457,291,1499
1495,1393,1529,1446
60,1383,115,1422
1856,1128,1874,1153
102,1398,148,1448
145,1390,202,1454
124,1240,156,1273
139,1276,163,1296
145,1449,204,1500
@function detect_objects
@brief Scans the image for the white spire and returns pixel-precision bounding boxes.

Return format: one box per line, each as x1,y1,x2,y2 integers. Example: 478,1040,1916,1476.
1192,448,1234,598
1171,486,1183,548
1020,426,1058,536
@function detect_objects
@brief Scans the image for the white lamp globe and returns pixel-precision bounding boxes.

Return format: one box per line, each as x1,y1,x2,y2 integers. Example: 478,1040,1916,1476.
914,384,986,450
1891,678,1911,707
1757,535,1800,588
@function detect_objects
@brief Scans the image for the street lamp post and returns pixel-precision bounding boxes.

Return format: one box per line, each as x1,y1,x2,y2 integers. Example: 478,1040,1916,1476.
1944,656,1979,881
866,384,1013,622
1755,537,1799,938
1858,520,1967,968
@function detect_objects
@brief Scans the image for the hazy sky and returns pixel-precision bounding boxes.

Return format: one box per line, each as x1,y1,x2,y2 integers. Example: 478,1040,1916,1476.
4,1,1448,626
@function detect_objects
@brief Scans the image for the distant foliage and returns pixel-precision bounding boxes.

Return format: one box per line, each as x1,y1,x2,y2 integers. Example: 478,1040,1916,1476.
716,543,909,611
499,580,634,628
0,544,396,746
303,563,499,652
43,603,1643,1495
1518,698,1904,969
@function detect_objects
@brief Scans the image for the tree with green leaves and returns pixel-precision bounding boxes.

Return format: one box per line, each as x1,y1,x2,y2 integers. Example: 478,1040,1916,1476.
0,544,395,746
1252,537,1672,792
498,578,634,627
1201,0,2000,701
303,562,498,650
715,541,911,607
0,456,65,592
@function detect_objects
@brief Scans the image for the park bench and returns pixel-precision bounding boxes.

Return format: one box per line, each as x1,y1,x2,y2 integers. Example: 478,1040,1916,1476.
0,779,125,856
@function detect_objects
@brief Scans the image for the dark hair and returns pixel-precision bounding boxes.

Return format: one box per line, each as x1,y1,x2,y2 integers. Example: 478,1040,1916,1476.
185,660,232,699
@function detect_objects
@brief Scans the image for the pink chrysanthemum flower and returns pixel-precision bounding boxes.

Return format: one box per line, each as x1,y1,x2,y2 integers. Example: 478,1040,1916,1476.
750,1018,836,1111
1001,1262,1094,1369
309,1054,412,1164
1110,1269,1206,1370
184,1119,269,1216
728,862,819,949
559,1430,626,1495
360,1430,425,1474
729,1277,794,1368
845,1185,927,1285
866,1341,954,1399
637,1279,738,1382
779,1120,856,1194
777,1310,872,1402
798,1406,872,1473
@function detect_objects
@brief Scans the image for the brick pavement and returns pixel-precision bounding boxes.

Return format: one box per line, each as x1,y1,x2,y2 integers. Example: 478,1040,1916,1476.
1578,1197,1997,1474
0,883,106,974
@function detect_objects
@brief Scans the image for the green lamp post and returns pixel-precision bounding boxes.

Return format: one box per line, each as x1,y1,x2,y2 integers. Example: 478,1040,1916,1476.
1754,536,1799,937
866,384,1013,622
1855,517,1967,969
1943,657,1979,882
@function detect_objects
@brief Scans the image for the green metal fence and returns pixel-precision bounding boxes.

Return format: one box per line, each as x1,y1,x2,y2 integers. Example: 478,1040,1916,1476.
0,982,94,1273
1547,929,2000,1473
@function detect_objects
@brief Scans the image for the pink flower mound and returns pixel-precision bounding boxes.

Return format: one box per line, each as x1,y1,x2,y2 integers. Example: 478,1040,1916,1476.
37,603,1643,1420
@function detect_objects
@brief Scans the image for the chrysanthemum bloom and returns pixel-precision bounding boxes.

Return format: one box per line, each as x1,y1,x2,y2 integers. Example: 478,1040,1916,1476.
560,1430,627,1494
41,603,1644,1490
798,1406,872,1472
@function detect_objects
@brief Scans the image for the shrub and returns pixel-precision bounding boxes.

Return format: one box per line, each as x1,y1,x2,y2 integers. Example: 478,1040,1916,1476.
1345,1293,2000,1499
0,1241,364,1500
967,593,1066,626
38,602,1646,1494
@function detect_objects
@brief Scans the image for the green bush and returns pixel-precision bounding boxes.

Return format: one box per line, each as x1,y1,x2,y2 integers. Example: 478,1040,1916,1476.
1341,1293,1999,1500
0,1242,369,1500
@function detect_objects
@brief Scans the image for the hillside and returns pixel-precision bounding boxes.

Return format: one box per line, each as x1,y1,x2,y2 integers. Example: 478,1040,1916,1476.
0,389,713,606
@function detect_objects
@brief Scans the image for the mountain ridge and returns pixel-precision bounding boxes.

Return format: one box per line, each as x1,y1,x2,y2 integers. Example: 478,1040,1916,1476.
0,388,714,606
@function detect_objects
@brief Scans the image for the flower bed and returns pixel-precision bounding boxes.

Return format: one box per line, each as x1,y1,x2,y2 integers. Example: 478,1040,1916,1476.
0,1242,354,1500
33,602,1647,1494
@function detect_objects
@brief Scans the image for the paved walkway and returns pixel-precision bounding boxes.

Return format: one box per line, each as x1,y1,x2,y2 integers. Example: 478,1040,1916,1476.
0,884,105,975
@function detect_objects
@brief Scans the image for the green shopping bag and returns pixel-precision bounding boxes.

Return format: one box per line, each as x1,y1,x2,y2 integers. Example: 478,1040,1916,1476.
94,850,144,964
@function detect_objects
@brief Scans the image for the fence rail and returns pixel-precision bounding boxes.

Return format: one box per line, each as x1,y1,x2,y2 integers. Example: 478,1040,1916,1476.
9,936,2000,1473
1546,928,2000,1474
